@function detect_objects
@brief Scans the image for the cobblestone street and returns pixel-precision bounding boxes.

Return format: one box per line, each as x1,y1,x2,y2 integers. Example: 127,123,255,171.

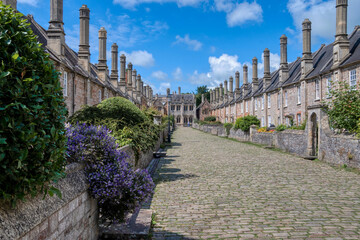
150,127,360,239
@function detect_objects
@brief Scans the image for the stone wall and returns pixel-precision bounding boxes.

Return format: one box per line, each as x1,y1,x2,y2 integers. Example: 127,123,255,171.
275,130,307,156
0,163,98,240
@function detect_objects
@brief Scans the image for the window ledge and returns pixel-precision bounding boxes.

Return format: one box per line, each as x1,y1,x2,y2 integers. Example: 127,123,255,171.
314,99,320,102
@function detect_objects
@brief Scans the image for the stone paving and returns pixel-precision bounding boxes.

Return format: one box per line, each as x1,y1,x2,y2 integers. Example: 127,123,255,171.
150,127,360,239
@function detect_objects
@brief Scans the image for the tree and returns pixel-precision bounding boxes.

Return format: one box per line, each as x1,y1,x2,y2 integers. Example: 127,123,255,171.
195,85,210,107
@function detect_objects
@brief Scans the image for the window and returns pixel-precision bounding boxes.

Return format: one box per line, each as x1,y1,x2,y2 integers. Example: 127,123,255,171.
297,114,301,125
315,79,320,100
285,91,288,107
176,116,181,123
98,89,102,103
267,95,271,109
184,117,188,123
158,107,162,111
255,98,258,111
326,76,332,98
350,69,357,89
189,117,193,123
245,102,248,112
261,116,265,127
176,105,181,111
105,89,109,99
184,105,188,111
262,96,264,110
297,86,301,104
241,102,244,113
189,106,193,111
268,115,272,127
63,71,68,96
277,93,280,109
285,117,290,127
171,105,175,111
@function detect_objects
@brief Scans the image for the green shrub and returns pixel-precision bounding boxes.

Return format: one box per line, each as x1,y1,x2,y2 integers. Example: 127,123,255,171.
0,4,67,205
224,123,233,135
323,81,360,133
234,116,260,132
275,124,287,132
204,116,216,122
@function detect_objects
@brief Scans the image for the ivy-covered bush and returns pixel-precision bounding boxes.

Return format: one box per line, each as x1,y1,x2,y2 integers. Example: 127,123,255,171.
0,4,67,205
66,124,154,223
204,116,216,122
234,116,260,132
323,81,360,133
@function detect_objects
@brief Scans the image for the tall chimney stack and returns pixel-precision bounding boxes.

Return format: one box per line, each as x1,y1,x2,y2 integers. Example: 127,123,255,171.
215,87,219,103
110,43,118,88
243,64,249,96
97,27,107,81
301,19,313,78
279,35,289,83
127,63,133,89
263,48,271,89
119,54,126,92
48,0,65,56
167,88,170,96
229,76,234,95
210,90,213,103
132,69,137,96
201,94,205,103
219,84,223,102
136,75,141,102
252,57,259,92
333,0,349,66
235,71,240,98
78,5,90,72
178,87,181,95
224,80,228,98
3,0,17,9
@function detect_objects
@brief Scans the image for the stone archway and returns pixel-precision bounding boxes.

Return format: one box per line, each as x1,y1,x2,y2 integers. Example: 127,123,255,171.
309,113,319,156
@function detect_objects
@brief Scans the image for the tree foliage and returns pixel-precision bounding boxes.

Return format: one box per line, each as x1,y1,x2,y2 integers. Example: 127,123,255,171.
195,85,210,107
0,4,67,205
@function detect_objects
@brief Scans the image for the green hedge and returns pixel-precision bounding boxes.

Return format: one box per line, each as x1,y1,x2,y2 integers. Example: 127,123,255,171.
234,116,260,132
0,4,67,205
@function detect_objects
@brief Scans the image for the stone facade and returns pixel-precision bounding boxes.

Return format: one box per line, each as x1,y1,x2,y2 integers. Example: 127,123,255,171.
196,94,211,121
6,0,158,116
209,0,359,158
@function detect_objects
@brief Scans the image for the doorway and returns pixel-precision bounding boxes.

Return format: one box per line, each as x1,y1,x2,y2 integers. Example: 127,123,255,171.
310,113,319,156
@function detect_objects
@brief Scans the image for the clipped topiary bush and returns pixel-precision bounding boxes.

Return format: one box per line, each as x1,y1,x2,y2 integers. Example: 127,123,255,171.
234,116,260,132
204,116,216,122
0,4,67,205
66,124,154,223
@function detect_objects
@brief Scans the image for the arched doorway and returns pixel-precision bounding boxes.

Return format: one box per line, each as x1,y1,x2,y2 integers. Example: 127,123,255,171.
310,113,318,156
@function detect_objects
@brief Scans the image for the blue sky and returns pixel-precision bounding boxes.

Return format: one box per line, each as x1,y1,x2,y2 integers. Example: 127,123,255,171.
18,0,360,94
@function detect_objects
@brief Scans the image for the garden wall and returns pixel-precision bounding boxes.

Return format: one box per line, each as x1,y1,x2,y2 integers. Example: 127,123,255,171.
0,163,98,240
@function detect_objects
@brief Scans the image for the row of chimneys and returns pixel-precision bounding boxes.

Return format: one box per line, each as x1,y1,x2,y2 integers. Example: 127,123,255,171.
210,0,350,104
2,0,154,100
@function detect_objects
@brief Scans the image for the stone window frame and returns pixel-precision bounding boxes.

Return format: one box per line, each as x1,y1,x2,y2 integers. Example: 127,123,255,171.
350,69,357,89
189,116,193,123
184,105,188,111
63,71,68,97
184,117,188,124
315,79,320,100
245,101,248,113
176,105,181,111
326,75,332,98
255,98,258,111
261,116,265,127
297,113,301,125
297,85,301,104
241,101,244,114
98,89,102,103
189,105,194,111
171,105,175,111
176,116,181,123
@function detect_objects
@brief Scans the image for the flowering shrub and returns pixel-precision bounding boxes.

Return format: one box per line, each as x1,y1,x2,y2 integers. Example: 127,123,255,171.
257,127,274,133
66,124,154,223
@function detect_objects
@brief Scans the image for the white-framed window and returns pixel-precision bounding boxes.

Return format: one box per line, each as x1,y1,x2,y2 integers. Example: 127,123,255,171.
261,116,265,127
262,96,264,110
267,95,271,109
63,71,68,97
171,105,175,111
255,98,258,111
326,76,332,98
297,86,301,104
277,93,280,109
105,89,109,99
315,79,320,100
285,91,288,107
245,101,248,112
241,102,244,113
350,69,357,89
268,115,272,127
297,114,301,125
98,89,102,103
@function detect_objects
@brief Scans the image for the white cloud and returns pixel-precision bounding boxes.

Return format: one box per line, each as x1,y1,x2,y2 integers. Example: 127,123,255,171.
187,52,280,87
120,50,155,67
287,0,360,41
173,67,183,81
226,1,263,27
151,71,168,80
210,46,217,53
18,0,39,6
174,34,203,51
155,82,171,95
113,0,204,10
285,27,295,35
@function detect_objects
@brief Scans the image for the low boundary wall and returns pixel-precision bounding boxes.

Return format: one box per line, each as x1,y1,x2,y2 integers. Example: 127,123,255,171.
193,123,360,168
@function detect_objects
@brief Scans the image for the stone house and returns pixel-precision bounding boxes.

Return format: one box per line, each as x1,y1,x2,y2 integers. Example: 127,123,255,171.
2,0,155,116
210,0,359,135
196,94,211,121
